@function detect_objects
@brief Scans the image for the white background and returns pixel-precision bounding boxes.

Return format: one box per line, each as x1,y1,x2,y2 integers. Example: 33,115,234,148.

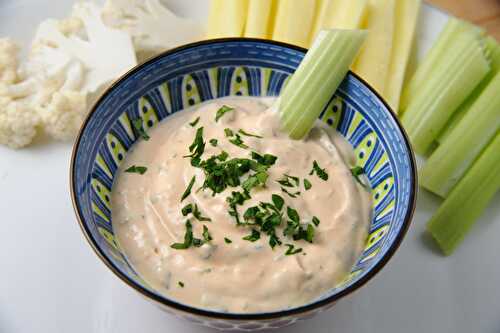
0,1,499,332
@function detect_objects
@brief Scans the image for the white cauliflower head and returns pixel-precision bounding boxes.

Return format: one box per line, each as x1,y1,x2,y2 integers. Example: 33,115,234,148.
35,2,137,93
0,97,40,149
0,38,20,84
38,91,87,141
102,0,204,61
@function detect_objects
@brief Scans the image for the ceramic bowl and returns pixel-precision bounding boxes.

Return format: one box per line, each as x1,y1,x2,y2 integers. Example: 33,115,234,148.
71,38,417,331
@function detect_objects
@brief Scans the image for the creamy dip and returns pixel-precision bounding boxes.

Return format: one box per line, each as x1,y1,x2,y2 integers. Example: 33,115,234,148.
111,98,371,313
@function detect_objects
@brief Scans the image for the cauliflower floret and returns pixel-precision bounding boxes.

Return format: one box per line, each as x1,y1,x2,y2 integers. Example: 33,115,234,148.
0,97,40,149
0,38,20,84
58,17,84,36
102,0,203,61
35,2,137,93
37,91,87,141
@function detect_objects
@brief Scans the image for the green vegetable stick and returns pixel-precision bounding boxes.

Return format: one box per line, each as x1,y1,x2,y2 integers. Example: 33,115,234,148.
399,18,483,111
427,133,500,256
401,29,490,155
420,71,500,197
437,36,500,143
279,29,366,140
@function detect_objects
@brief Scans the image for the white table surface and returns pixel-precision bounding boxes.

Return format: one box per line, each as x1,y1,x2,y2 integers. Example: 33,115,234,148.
1,1,499,332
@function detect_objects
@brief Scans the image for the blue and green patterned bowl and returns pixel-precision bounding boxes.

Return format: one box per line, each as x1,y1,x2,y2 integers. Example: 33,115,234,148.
71,39,417,331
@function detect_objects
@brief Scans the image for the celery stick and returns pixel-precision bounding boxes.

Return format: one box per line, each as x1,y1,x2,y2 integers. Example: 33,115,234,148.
311,0,368,40
352,0,396,95
311,0,334,40
437,37,500,143
427,133,500,255
244,0,278,39
280,30,367,139
401,31,490,155
420,72,500,197
400,18,483,111
328,0,368,29
384,0,421,112
207,0,249,38
272,0,318,48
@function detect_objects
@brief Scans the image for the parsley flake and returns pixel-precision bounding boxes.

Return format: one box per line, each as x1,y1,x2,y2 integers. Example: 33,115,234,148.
285,244,303,255
132,118,150,141
224,237,232,244
351,166,369,188
304,178,312,190
125,165,148,175
224,128,234,137
238,129,263,138
229,134,248,149
209,138,218,147
178,281,185,288
281,187,300,198
251,151,277,166
189,117,200,127
312,216,320,226
193,204,212,222
181,176,196,202
272,194,284,211
215,105,235,122
171,220,194,249
202,225,213,242
310,160,328,181
243,229,261,242
184,127,205,166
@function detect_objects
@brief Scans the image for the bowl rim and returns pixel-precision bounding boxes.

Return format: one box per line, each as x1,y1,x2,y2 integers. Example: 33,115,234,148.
70,37,417,321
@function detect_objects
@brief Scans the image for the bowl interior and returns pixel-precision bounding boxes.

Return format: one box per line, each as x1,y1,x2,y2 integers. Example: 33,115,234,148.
72,39,415,316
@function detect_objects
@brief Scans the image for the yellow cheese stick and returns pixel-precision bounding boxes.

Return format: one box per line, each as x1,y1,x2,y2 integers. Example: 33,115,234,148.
311,0,368,41
272,0,317,48
244,0,278,39
385,0,421,112
207,0,249,38
352,0,396,95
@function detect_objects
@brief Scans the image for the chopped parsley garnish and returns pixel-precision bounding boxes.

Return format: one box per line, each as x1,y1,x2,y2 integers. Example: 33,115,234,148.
184,127,205,166
243,229,261,242
202,225,213,242
209,138,218,147
181,176,196,202
285,244,303,255
178,281,185,288
312,216,320,226
281,187,300,198
124,165,148,175
282,206,317,243
189,117,200,127
227,190,250,225
229,133,249,149
304,178,312,190
272,194,284,211
171,220,194,249
251,151,277,166
310,160,328,181
351,166,369,188
224,237,232,244
132,118,150,141
238,129,263,138
215,105,235,122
